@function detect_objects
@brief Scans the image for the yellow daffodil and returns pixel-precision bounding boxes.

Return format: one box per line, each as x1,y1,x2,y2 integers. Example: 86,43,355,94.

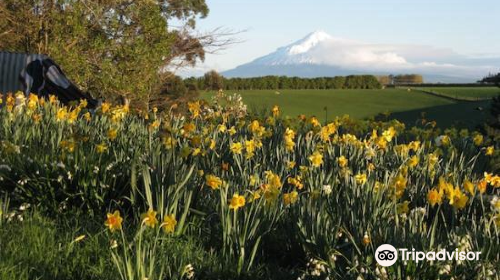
49,95,57,104
272,105,280,117
105,210,123,232
101,102,111,114
163,136,176,149
83,112,91,122
427,189,443,207
192,148,201,156
283,191,299,205
27,94,38,110
107,128,118,140
485,146,494,156
205,174,223,190
248,190,261,202
354,173,367,185
229,193,246,210
477,179,487,194
376,137,388,150
183,122,196,134
230,142,243,154
218,124,227,133
148,120,160,131
463,179,475,195
287,176,304,190
56,108,67,121
228,126,237,135
473,134,483,146
428,153,439,167
162,214,177,234
337,156,348,168
96,143,108,154
319,123,337,142
382,127,396,142
408,141,421,151
308,151,323,167
60,140,75,153
447,187,468,209
265,171,282,189
245,139,256,158
284,128,296,151
310,117,321,127
32,113,42,123
66,109,78,124
188,101,201,118
141,209,158,228
79,99,88,108
408,155,419,168
393,173,407,198
249,174,258,186
368,163,375,172
490,175,500,188
262,184,280,204
249,120,261,133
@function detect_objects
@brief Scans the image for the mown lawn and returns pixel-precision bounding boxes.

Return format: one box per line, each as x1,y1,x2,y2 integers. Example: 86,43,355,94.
201,89,492,128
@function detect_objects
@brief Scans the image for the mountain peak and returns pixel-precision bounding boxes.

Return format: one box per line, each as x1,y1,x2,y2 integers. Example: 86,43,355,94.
287,31,332,55
221,31,495,82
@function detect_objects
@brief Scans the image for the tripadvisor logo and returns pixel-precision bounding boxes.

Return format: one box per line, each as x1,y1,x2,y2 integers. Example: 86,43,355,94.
375,244,481,267
375,244,398,267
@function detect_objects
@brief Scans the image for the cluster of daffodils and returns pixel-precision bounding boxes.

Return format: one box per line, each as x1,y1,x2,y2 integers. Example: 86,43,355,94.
104,209,177,234
1,92,499,279
427,173,500,213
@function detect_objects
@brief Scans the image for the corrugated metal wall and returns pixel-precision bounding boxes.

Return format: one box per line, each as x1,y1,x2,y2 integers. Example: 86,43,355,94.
0,52,27,94
0,52,47,95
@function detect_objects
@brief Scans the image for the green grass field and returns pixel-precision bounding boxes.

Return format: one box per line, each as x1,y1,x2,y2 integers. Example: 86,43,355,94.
201,88,493,128
413,87,500,99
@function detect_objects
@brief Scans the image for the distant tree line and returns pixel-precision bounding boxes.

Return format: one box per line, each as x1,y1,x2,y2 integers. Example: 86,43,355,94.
185,71,383,91
480,73,500,86
377,74,424,85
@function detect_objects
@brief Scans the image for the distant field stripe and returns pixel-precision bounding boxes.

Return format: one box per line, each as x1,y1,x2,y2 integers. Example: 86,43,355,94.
409,86,500,101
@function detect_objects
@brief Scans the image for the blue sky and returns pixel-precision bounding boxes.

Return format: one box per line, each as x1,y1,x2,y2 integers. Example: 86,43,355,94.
185,0,500,75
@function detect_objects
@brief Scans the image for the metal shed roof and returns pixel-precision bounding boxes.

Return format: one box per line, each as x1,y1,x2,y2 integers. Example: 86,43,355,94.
0,51,47,94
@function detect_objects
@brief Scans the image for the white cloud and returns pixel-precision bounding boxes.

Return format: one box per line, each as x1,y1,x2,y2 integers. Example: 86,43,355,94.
303,36,499,78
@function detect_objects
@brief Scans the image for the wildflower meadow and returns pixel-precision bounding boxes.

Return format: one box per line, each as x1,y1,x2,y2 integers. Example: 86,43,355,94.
0,91,499,280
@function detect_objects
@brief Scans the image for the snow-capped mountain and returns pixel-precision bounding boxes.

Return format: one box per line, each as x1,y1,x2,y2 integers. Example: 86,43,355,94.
222,31,500,83
250,30,334,65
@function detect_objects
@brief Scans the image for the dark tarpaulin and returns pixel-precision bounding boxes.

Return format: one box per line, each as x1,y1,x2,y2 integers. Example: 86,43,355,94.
0,51,97,108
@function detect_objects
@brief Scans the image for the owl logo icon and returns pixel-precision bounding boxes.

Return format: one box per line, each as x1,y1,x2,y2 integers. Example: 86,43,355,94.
375,244,398,266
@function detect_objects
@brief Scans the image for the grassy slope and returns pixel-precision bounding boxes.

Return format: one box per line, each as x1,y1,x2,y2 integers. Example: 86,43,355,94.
201,89,491,128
